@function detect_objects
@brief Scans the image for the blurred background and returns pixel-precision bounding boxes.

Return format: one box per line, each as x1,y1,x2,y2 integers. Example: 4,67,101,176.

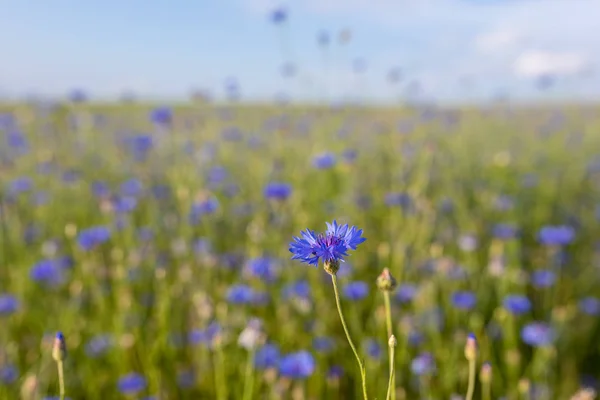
1,1,600,400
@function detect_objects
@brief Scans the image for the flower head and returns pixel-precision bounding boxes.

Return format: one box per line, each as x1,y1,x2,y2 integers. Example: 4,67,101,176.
289,221,366,274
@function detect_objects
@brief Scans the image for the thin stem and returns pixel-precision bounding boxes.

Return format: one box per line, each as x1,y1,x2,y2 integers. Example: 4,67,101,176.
331,274,368,400
383,291,396,400
386,344,395,400
482,381,491,400
214,345,228,400
57,360,65,400
242,349,256,400
466,359,476,400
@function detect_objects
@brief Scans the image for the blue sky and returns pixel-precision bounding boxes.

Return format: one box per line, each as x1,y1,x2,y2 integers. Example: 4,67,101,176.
1,0,599,104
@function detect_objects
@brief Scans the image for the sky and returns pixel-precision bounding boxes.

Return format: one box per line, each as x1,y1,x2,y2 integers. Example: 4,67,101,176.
0,0,599,104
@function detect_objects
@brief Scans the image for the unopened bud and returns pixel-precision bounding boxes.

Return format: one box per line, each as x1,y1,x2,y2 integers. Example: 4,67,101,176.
324,260,340,276
52,332,67,362
388,334,397,348
464,333,477,361
480,362,492,383
518,379,530,395
376,268,397,292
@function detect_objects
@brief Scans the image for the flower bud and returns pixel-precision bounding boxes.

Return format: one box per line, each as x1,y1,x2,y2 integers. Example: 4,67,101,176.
480,362,492,383
376,268,397,292
52,332,67,362
324,260,340,276
464,333,477,361
388,334,397,348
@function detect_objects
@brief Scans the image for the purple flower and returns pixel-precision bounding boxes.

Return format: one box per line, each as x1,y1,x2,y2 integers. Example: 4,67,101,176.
451,291,477,310
77,226,111,250
579,297,600,316
312,152,336,169
290,221,366,267
531,269,556,288
521,322,555,347
30,259,64,286
150,106,172,126
343,281,369,300
226,284,267,305
364,338,382,360
0,294,19,316
411,352,436,376
278,351,315,379
538,225,575,246
117,373,146,395
245,257,278,282
492,223,519,240
0,364,17,384
255,343,280,369
264,182,292,201
503,294,531,315
282,280,311,300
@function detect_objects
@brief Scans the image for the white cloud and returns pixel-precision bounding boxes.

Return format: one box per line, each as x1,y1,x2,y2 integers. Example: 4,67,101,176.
513,50,591,78
474,29,523,53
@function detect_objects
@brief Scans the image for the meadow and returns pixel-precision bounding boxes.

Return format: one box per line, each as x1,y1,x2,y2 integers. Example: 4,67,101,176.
1,101,599,399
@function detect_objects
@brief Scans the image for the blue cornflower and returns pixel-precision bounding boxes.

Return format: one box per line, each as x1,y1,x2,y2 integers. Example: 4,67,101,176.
226,284,267,305
282,280,311,300
8,177,32,195
91,181,110,198
118,372,147,395
264,182,292,201
189,197,219,224
328,365,344,380
521,322,555,347
503,294,532,315
395,284,418,304
207,166,228,185
579,296,600,316
127,134,153,160
451,291,477,311
112,196,137,213
77,226,110,250
120,178,143,197
411,352,436,376
188,322,221,347
342,149,357,163
0,364,18,384
492,223,519,240
278,351,315,379
85,334,113,357
245,257,278,282
150,106,172,126
531,269,556,288
343,281,369,301
255,343,280,369
312,152,336,169
538,225,575,246
289,220,366,269
30,259,63,286
313,336,335,353
0,294,19,316
385,192,412,210
364,338,382,360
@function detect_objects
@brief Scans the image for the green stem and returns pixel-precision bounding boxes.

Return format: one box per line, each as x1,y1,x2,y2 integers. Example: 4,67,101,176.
466,359,476,400
482,381,491,400
214,345,228,400
57,360,65,400
242,349,256,400
386,344,395,400
331,274,368,400
383,292,396,400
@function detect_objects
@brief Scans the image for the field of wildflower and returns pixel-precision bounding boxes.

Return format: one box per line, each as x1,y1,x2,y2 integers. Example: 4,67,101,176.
1,101,600,400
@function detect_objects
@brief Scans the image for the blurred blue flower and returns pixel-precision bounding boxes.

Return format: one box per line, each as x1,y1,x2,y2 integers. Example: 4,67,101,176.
278,351,315,379
245,257,278,282
579,296,600,316
91,181,111,198
0,294,19,316
120,178,143,197
112,196,137,213
343,281,369,300
8,177,32,195
188,322,221,347
503,294,532,315
0,364,17,384
117,372,147,395
327,365,343,380
85,334,113,357
150,106,172,126
264,182,292,201
177,369,196,389
395,284,418,304
226,284,267,305
289,220,366,267
127,134,153,160
521,322,555,347
313,336,335,353
538,225,575,246
312,152,336,169
255,343,280,369
207,166,228,185
492,223,519,240
451,291,477,310
77,226,111,250
531,269,556,288
30,259,63,286
364,338,382,360
189,197,219,224
282,280,311,300
342,149,357,163
411,352,436,376
385,192,412,210
270,7,287,24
